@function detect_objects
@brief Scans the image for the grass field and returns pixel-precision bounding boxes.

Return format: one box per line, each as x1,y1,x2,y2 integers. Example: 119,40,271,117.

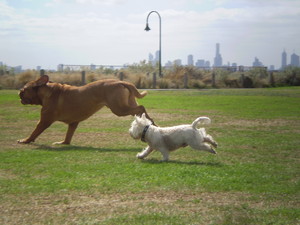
0,87,299,224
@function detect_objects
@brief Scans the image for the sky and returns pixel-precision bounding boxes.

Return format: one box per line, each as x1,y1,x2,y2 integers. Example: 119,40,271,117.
0,0,299,70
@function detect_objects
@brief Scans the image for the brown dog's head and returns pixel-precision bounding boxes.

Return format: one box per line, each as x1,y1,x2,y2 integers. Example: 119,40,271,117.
19,75,49,105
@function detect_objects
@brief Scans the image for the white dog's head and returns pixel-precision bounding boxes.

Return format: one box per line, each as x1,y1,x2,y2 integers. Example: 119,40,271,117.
129,113,152,139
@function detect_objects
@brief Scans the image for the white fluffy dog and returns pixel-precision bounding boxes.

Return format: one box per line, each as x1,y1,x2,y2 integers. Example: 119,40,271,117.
129,113,218,161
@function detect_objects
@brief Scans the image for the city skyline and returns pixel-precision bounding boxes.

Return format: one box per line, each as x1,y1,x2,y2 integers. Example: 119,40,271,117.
147,43,300,70
1,0,299,70
2,44,300,73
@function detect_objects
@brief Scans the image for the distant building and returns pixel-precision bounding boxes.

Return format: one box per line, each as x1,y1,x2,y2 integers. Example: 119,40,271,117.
148,53,154,65
187,55,194,66
14,65,22,74
281,49,287,69
196,59,205,67
230,63,238,72
291,53,300,67
205,61,210,67
57,64,64,72
36,66,41,71
196,59,210,68
90,64,96,71
174,59,182,66
213,43,223,67
148,51,160,66
252,57,263,67
269,65,275,71
165,61,172,67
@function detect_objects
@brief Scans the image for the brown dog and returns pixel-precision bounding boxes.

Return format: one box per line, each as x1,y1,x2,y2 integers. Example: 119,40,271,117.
18,75,154,145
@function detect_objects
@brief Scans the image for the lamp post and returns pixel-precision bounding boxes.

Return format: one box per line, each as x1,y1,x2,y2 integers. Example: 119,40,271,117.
145,11,162,77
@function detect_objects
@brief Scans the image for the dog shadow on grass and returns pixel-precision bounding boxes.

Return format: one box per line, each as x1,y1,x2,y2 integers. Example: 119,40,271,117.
140,158,223,167
31,143,140,152
30,144,222,166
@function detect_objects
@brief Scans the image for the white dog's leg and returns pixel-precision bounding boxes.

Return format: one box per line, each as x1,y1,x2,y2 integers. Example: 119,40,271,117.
136,146,154,159
199,128,217,147
158,148,170,161
190,143,217,154
204,135,218,148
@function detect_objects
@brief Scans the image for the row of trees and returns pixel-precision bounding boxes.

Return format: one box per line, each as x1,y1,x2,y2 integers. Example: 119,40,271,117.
0,62,300,89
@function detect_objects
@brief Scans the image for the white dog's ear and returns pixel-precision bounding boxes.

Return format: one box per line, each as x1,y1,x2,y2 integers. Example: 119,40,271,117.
135,115,141,123
141,113,146,119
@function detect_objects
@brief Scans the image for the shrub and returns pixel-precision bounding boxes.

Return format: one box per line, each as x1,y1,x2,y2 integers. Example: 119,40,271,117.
0,75,16,89
242,76,254,88
1,64,300,90
17,71,38,88
279,66,300,86
158,79,170,89
192,80,206,89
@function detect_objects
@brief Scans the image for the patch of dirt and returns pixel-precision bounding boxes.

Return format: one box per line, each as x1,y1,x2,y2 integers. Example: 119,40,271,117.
0,169,18,179
217,117,299,128
1,191,298,224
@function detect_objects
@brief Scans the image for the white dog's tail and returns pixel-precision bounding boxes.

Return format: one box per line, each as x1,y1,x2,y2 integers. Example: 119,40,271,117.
192,117,211,129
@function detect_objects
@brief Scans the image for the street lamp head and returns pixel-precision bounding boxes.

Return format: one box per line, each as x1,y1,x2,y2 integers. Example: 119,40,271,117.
144,23,151,31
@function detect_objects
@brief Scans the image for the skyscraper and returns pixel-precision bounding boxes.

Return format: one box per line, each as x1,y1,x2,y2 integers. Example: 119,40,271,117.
187,55,194,66
196,59,205,67
252,57,263,67
148,53,154,65
281,49,287,69
291,53,300,67
214,43,222,67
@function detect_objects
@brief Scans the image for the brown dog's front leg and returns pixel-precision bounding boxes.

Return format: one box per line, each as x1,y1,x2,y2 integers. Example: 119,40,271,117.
53,122,79,145
18,120,52,144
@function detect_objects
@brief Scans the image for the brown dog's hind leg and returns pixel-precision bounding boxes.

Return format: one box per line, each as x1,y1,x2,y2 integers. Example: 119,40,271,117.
134,106,156,125
111,104,156,125
53,122,79,145
107,86,156,125
127,92,156,124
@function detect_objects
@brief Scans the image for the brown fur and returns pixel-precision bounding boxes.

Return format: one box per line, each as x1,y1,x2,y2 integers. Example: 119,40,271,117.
18,75,154,144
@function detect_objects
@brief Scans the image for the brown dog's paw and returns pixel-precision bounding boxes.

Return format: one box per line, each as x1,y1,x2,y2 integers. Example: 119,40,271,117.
17,139,32,144
52,141,70,145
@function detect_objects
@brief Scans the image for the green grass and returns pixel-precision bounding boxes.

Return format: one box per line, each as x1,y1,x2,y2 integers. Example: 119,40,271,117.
0,88,299,224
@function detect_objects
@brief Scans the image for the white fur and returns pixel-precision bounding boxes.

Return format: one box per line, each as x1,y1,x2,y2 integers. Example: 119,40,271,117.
129,113,218,161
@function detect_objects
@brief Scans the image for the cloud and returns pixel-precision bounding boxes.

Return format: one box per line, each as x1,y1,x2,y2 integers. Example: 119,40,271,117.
0,1,15,19
76,0,126,5
156,2,300,65
46,0,126,6
1,0,299,68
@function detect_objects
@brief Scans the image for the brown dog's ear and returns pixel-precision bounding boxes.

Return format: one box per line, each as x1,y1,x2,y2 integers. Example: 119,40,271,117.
35,75,49,87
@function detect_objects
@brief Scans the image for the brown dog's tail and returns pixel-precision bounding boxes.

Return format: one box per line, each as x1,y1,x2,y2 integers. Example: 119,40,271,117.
122,82,147,99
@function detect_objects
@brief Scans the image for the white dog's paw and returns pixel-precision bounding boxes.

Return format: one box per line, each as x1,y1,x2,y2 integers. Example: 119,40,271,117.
212,141,218,148
136,153,145,159
210,148,217,154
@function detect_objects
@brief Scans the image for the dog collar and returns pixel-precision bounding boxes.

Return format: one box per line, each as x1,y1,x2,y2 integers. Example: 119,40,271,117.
141,125,150,142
